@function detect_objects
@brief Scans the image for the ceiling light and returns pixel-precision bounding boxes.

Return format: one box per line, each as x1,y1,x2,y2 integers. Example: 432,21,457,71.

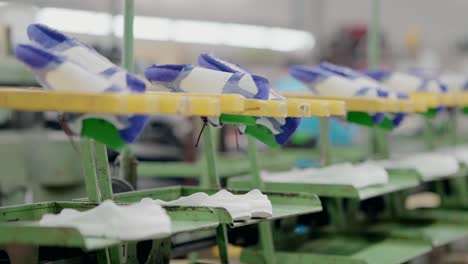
36,8,315,52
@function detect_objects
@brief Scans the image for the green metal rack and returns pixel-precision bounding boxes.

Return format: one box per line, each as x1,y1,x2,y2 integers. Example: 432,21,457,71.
0,1,326,263
1,1,468,264
241,236,431,264
230,0,468,263
0,201,220,250
111,186,322,227
228,169,420,200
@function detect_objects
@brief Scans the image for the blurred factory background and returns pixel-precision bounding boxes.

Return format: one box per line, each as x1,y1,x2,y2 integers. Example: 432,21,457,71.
0,0,468,204
3,0,468,73
2,2,468,263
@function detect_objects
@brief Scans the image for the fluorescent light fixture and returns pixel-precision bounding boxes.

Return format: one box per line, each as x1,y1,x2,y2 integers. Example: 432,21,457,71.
114,15,172,41
268,27,315,52
172,20,223,45
224,23,268,49
37,8,112,35
36,8,315,52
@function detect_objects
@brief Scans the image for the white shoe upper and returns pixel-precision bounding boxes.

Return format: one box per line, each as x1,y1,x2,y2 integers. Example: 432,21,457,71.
40,198,171,240
262,162,389,189
437,145,468,166
368,152,460,180
154,189,272,221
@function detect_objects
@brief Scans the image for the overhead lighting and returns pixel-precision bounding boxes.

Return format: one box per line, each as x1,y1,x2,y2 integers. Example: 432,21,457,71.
267,27,316,52
37,8,112,36
36,8,315,52
172,20,223,45
223,23,268,49
36,8,112,35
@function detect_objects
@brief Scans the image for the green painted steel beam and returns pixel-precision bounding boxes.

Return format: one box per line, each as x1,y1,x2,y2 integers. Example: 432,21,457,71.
367,0,390,159
94,142,114,201
245,131,276,264
247,136,264,189
117,0,137,189
201,125,220,189
80,139,101,202
367,0,380,69
123,0,134,73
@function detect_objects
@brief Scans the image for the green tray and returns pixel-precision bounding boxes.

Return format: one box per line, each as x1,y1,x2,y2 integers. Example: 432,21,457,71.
364,220,468,247
0,201,220,250
112,186,323,228
240,235,431,264
0,223,119,250
397,163,468,184
228,170,420,200
401,207,468,224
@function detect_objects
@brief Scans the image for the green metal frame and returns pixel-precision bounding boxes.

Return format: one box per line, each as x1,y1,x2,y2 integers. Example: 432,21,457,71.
2,0,468,263
0,6,325,264
240,236,431,264
0,201,220,248
238,0,468,263
112,186,322,227
228,169,420,200
0,2,221,263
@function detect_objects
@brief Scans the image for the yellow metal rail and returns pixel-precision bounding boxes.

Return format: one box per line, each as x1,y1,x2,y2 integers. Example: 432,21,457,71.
284,92,440,113
151,92,245,113
327,100,347,116
383,99,399,112
0,88,222,116
284,93,388,112
455,92,468,107
0,88,347,118
396,99,413,113
285,99,330,117
410,92,441,109
410,97,428,113
441,93,457,107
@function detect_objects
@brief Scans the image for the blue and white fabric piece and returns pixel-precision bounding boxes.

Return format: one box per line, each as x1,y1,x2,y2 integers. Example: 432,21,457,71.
366,69,448,113
288,63,389,125
15,24,148,146
145,63,269,130
145,64,269,99
439,73,468,92
40,198,171,240
365,69,448,93
145,54,300,145
318,62,408,126
198,54,301,145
